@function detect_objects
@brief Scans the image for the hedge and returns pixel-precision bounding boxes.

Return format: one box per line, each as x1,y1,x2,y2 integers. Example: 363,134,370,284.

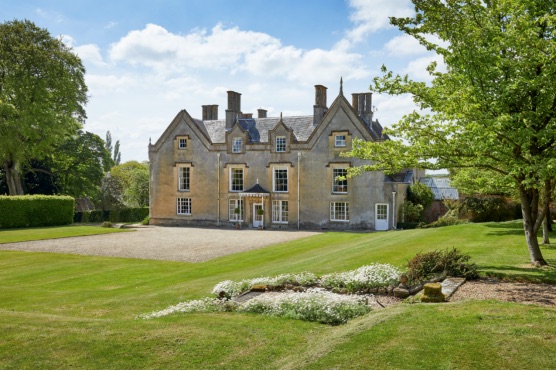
74,207,149,223
0,195,75,229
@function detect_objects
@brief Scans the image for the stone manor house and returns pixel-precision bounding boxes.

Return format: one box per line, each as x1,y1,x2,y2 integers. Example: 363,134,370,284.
149,81,421,230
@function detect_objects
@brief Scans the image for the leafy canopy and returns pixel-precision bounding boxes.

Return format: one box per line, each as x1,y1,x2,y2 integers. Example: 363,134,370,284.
0,19,87,194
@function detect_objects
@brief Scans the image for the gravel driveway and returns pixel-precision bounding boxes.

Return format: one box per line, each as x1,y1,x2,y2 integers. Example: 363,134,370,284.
0,226,321,263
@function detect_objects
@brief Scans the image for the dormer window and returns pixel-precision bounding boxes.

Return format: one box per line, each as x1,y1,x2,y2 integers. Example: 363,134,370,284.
232,138,243,153
335,135,346,147
275,136,286,152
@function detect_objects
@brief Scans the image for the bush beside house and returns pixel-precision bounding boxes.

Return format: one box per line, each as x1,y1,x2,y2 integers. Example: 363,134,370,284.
0,195,74,228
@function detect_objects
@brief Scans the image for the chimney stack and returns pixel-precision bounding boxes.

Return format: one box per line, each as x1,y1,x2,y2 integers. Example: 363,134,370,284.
202,104,219,120
352,92,373,125
226,91,242,129
257,109,267,119
313,85,328,126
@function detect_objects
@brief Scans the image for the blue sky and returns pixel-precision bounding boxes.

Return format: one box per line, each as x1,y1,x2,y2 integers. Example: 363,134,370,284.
3,0,441,162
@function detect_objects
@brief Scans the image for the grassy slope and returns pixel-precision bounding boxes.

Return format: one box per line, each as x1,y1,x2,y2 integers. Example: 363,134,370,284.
0,221,555,369
0,225,128,243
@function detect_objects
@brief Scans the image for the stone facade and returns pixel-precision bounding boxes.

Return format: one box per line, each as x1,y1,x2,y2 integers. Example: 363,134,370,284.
149,82,419,230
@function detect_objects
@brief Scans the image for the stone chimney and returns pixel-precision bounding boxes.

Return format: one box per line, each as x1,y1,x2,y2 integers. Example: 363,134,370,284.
313,85,328,126
352,92,373,124
257,109,267,118
243,113,253,119
226,91,242,129
202,104,219,120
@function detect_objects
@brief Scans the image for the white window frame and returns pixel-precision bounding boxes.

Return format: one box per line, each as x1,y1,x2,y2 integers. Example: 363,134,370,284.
273,166,288,193
332,168,348,193
178,138,187,149
272,200,288,224
330,202,349,222
177,198,191,215
229,167,244,192
275,136,286,152
335,135,346,147
178,166,190,191
229,199,244,222
232,137,243,153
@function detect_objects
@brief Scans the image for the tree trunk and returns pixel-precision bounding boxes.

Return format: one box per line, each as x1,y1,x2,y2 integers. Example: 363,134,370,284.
2,159,24,195
543,216,550,245
520,186,548,266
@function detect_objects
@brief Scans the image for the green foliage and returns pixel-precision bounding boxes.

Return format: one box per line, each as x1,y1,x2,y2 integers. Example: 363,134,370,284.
406,248,479,283
344,0,556,265
108,161,149,208
101,221,113,228
74,207,149,223
407,182,434,209
401,201,424,223
0,20,87,195
459,197,519,223
421,215,468,229
0,195,74,228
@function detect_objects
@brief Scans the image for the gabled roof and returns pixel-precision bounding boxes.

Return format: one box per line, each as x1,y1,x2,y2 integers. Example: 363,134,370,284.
420,177,459,200
199,116,314,144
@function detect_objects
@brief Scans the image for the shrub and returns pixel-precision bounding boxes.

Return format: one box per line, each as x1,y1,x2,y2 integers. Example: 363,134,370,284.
408,182,434,210
74,207,149,223
0,195,74,228
142,216,150,225
406,248,478,283
459,196,517,222
402,201,424,223
421,216,468,228
101,221,113,228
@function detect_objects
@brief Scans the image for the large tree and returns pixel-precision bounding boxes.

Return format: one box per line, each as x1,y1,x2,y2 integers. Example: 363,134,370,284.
346,0,556,266
0,19,88,195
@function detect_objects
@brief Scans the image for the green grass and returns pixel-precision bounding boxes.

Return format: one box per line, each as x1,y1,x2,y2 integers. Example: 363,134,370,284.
0,220,555,369
0,225,128,243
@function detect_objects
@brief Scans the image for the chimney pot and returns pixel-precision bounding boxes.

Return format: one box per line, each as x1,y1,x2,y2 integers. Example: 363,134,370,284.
257,109,267,118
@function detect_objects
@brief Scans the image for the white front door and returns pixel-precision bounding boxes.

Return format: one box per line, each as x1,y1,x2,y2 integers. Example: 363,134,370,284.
375,203,389,231
253,203,263,228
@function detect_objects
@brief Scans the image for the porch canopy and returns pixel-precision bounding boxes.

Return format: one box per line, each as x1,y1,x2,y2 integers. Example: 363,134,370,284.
239,181,270,198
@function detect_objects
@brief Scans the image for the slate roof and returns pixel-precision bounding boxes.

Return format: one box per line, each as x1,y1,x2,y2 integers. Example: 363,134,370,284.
198,116,314,144
419,177,459,200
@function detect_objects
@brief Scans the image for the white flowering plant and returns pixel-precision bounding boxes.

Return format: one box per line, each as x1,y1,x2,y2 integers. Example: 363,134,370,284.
240,289,371,325
212,263,401,298
319,263,401,293
139,263,401,325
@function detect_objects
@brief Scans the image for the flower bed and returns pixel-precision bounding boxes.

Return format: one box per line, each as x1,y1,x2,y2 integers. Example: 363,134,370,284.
139,263,401,325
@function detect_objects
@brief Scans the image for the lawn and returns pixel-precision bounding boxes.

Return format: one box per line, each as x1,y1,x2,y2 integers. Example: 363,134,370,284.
0,224,128,244
0,221,555,369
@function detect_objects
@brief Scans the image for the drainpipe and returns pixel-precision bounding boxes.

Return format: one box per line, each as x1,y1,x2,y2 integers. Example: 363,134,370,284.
392,191,397,230
217,153,221,226
297,152,301,230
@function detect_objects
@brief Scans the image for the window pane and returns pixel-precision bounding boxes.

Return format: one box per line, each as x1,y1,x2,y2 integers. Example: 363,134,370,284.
274,168,288,192
276,136,286,152
272,200,288,223
330,202,349,221
229,199,243,221
335,135,346,147
332,168,347,193
232,138,242,153
231,168,243,191
179,167,190,191
177,198,191,215
179,138,187,149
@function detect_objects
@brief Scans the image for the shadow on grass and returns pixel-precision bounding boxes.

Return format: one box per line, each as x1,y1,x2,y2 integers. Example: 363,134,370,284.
483,221,524,236
480,262,556,284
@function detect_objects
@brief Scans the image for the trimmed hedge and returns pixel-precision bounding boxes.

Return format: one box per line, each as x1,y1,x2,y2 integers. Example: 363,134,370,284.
74,207,149,223
0,195,75,228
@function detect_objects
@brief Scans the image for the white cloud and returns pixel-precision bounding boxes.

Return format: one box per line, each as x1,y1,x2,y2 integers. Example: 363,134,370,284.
336,0,414,51
384,34,425,56
403,55,446,82
75,44,106,67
